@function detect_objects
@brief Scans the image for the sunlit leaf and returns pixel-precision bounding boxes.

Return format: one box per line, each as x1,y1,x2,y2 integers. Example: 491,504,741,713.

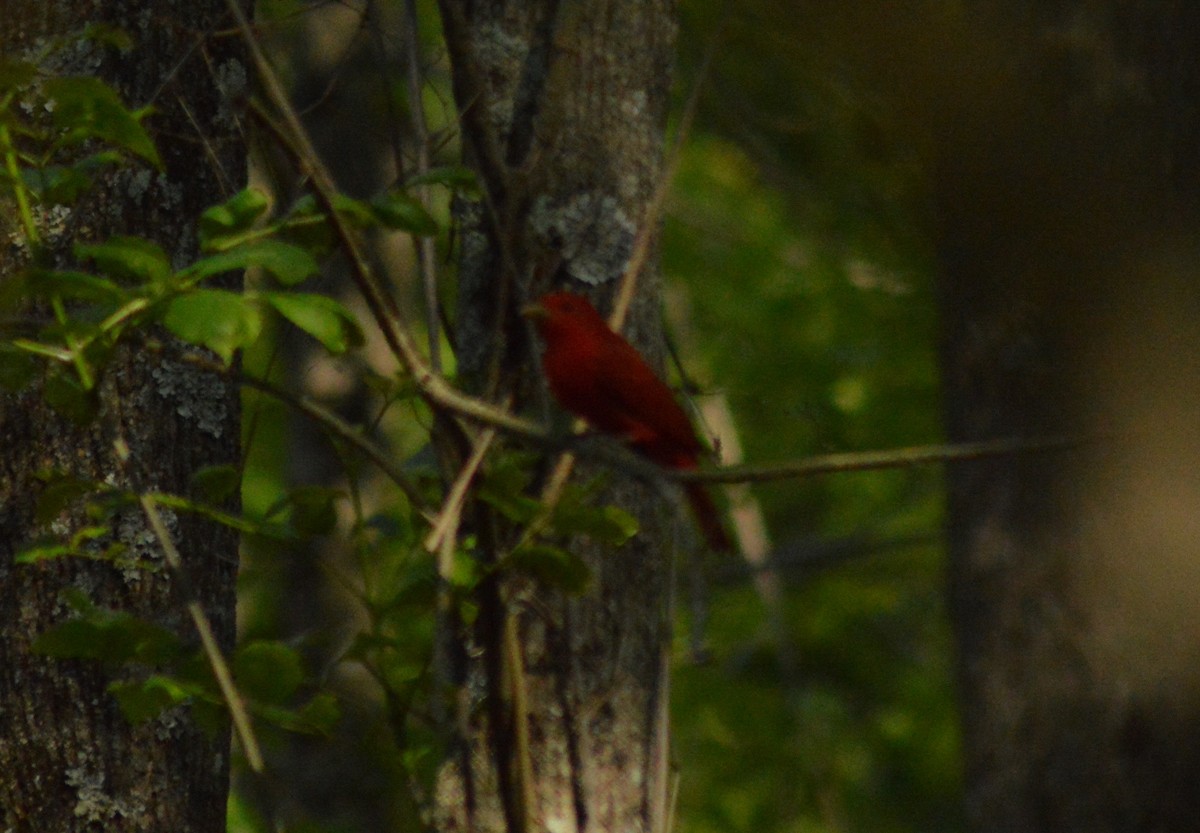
14,539,74,564
185,239,319,287
76,236,171,285
199,188,272,249
263,292,362,355
370,190,439,235
25,268,127,303
45,76,161,168
406,165,480,196
109,675,196,724
162,289,262,364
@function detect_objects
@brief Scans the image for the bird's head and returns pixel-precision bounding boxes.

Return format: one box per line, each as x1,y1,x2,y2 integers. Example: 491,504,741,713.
521,292,607,337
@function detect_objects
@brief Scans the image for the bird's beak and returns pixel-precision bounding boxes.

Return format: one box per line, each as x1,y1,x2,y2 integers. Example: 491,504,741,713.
521,302,548,322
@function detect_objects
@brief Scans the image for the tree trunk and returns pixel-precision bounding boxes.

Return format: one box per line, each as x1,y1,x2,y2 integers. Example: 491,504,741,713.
0,3,246,831
935,4,1200,831
433,2,677,831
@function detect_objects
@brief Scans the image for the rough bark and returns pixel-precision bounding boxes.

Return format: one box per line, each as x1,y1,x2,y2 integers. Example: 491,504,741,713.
935,4,1200,831
433,2,677,831
0,2,247,831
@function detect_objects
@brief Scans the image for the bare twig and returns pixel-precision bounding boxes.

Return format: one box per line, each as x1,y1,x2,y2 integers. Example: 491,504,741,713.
424,424,498,560
401,0,444,374
137,491,264,773
503,613,534,831
673,434,1094,484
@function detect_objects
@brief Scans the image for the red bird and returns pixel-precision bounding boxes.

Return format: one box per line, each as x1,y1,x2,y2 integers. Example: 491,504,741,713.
523,291,732,552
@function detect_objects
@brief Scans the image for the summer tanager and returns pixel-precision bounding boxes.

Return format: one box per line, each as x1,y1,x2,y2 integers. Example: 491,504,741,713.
523,291,732,552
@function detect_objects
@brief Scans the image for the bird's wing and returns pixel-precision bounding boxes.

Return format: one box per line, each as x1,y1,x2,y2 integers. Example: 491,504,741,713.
591,333,701,465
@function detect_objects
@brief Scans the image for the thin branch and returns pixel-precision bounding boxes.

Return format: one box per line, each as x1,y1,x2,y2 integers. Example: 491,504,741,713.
503,613,534,831
424,424,498,559
673,434,1095,484
136,491,265,773
401,0,444,374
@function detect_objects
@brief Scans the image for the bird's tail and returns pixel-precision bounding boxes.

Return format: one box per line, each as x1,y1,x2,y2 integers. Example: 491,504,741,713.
684,481,733,553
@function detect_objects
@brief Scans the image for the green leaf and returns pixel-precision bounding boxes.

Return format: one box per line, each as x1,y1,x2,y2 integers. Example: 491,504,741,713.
330,193,376,226
478,488,542,524
293,693,340,734
263,292,362,355
150,492,295,541
162,289,262,364
199,188,271,249
33,599,182,666
42,370,98,424
551,498,639,546
377,566,438,613
21,165,94,204
25,268,127,303
0,345,38,391
109,675,196,724
34,472,102,524
76,236,171,285
184,240,319,286
370,190,439,235
234,640,304,705
477,453,540,522
406,165,480,196
14,539,74,564
255,692,341,735
507,544,592,594
283,485,343,536
190,464,241,503
45,76,161,168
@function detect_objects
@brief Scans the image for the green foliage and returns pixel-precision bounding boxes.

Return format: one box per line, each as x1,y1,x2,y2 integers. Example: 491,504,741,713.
163,289,263,364
235,640,305,705
262,292,363,355
405,164,480,196
0,63,161,252
43,76,161,169
33,590,183,666
199,188,272,247
32,588,341,736
506,544,591,594
369,189,439,234
190,464,242,504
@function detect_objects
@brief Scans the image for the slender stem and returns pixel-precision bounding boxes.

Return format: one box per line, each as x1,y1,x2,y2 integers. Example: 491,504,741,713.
138,492,265,773
0,121,39,249
673,434,1095,484
402,0,443,374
